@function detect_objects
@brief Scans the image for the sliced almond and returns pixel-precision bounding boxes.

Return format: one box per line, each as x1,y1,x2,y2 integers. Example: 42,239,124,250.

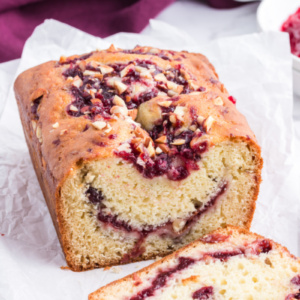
99,65,114,75
174,106,186,120
136,143,145,153
172,219,186,233
117,142,131,153
128,109,138,120
30,88,47,102
167,90,178,97
113,95,126,107
213,96,223,106
157,144,170,154
114,81,128,94
69,105,78,112
203,116,215,132
120,64,134,77
72,76,83,88
92,121,107,130
110,105,128,116
171,139,186,146
36,125,42,139
31,120,37,131
188,80,199,90
190,136,201,149
155,135,167,144
147,143,156,157
197,115,205,125
154,73,167,82
155,147,163,154
189,124,197,131
139,70,152,79
83,70,100,77
158,101,172,108
59,56,67,64
149,48,160,54
136,156,146,167
169,114,177,124
52,122,59,129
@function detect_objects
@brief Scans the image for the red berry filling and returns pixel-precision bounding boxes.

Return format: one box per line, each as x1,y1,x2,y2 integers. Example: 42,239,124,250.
281,8,300,57
130,257,196,300
192,286,214,299
129,239,272,300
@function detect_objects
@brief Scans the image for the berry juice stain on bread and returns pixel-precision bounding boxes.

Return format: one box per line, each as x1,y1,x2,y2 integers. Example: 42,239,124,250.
89,227,300,300
14,45,263,271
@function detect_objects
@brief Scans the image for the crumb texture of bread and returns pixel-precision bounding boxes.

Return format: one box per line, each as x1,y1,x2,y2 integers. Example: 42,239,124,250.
14,46,262,271
89,227,300,300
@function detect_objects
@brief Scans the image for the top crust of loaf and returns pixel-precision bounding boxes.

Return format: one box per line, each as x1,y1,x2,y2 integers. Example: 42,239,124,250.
14,45,259,192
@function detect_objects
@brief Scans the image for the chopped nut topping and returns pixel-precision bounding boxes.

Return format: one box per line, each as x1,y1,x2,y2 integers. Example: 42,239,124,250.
172,218,186,233
60,129,67,135
72,76,83,88
155,135,167,143
110,105,128,116
147,143,156,157
167,90,178,97
31,120,37,131
136,156,146,167
174,106,186,120
69,105,78,112
197,115,205,125
99,65,114,75
92,121,107,130
203,116,215,132
83,70,100,77
155,147,163,154
213,96,223,106
190,136,201,148
154,73,167,82
30,88,47,102
36,125,42,143
113,95,126,107
171,139,186,146
120,64,135,77
59,56,67,64
117,143,131,153
157,144,170,154
189,124,197,131
158,101,172,108
149,48,160,54
128,109,138,120
114,81,128,94
52,122,59,129
169,114,177,124
187,79,199,90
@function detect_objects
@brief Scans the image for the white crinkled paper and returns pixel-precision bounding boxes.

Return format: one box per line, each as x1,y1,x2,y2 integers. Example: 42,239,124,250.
0,19,298,300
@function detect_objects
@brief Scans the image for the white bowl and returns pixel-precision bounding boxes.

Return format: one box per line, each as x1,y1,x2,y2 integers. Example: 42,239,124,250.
257,0,300,95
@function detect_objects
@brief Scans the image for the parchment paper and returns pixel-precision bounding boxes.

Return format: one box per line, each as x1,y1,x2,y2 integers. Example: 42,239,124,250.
0,19,298,300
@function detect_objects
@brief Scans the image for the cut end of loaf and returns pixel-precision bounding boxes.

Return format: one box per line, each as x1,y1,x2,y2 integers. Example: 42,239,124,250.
58,139,261,271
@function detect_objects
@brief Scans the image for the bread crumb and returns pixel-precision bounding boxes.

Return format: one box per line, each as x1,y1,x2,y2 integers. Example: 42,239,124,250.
103,266,111,271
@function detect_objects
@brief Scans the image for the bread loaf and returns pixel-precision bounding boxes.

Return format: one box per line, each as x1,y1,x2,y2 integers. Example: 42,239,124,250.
14,45,262,271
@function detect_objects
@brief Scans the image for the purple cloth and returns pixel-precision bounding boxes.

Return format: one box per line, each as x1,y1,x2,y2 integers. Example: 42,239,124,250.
0,0,174,63
0,0,248,63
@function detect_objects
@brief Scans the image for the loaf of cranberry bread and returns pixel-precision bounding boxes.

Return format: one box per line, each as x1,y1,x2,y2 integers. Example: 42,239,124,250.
14,45,262,271
89,227,300,300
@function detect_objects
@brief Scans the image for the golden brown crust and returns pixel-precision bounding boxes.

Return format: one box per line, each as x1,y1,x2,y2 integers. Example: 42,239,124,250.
88,226,299,300
14,45,263,271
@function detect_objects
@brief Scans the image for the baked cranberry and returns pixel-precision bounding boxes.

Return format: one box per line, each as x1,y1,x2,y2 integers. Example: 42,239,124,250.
192,286,214,299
